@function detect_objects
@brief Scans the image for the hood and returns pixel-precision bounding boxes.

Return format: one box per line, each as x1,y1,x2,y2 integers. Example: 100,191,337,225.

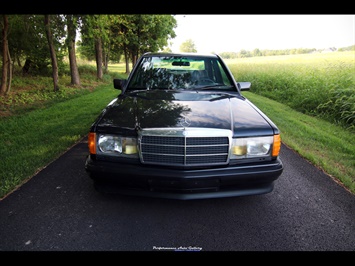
94,90,274,137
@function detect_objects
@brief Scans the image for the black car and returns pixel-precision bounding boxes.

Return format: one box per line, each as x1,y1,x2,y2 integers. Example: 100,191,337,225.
85,52,283,200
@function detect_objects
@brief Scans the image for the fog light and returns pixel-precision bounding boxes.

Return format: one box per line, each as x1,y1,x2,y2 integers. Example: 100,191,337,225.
124,144,137,154
232,145,247,155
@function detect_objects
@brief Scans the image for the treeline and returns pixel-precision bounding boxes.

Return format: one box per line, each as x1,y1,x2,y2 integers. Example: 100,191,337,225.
0,14,177,95
219,45,355,59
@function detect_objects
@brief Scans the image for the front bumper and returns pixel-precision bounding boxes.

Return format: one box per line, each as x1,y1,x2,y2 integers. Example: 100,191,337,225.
85,156,283,200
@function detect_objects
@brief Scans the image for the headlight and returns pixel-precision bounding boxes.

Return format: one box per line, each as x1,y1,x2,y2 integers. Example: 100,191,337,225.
230,136,274,159
97,134,138,157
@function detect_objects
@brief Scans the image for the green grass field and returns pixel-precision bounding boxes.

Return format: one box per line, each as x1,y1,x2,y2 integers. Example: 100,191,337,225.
225,51,355,131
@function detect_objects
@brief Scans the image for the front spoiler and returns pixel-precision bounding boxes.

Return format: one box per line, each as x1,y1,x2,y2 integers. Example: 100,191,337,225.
85,156,283,200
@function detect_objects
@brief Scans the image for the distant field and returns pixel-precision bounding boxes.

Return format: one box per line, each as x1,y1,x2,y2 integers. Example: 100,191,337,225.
224,51,355,131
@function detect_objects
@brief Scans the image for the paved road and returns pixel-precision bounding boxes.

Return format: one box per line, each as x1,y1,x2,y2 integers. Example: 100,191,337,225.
0,138,354,252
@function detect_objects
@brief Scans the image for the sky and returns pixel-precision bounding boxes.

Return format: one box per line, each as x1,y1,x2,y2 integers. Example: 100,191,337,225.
169,15,355,54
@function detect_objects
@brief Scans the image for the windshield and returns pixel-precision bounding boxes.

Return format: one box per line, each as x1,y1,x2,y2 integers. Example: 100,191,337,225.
127,55,235,91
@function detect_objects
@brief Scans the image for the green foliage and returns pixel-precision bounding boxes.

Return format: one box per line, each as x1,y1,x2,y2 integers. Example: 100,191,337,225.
122,15,177,59
219,47,344,59
226,51,355,130
179,39,197,53
317,88,355,129
0,66,124,199
4,15,67,76
244,92,355,195
0,63,114,116
78,15,110,62
0,83,119,199
1,14,176,79
338,45,355,52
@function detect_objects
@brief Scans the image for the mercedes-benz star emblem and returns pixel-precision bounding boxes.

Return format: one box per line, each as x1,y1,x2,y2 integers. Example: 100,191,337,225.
178,116,191,127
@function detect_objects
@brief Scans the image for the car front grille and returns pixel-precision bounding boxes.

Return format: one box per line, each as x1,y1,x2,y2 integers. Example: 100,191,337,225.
139,128,231,167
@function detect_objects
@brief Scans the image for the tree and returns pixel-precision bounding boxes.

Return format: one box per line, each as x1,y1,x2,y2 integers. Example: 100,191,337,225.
116,15,176,71
239,49,251,58
80,15,106,79
252,48,262,57
78,15,177,74
79,15,124,77
2,14,178,93
179,39,197,53
18,15,59,75
65,15,80,86
130,15,177,65
44,15,59,92
112,15,133,73
95,38,103,79
4,15,26,69
0,15,11,95
3,15,66,77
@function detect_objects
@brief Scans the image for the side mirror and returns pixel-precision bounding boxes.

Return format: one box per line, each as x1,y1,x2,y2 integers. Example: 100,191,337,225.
113,79,127,90
237,82,251,91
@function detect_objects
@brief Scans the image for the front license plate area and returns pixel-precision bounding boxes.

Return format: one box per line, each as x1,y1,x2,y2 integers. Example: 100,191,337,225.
148,178,220,193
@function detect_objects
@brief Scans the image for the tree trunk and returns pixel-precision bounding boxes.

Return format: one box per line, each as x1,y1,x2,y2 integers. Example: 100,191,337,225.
6,46,12,94
124,45,130,74
0,15,9,95
16,55,22,67
103,48,108,74
95,38,103,80
66,15,80,86
22,59,32,75
131,54,136,68
44,15,59,92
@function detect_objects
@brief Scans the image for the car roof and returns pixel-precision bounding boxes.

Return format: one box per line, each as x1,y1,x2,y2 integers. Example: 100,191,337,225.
142,52,219,59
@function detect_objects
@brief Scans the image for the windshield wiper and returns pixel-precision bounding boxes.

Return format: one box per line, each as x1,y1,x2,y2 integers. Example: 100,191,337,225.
209,92,240,102
202,84,234,90
190,84,234,90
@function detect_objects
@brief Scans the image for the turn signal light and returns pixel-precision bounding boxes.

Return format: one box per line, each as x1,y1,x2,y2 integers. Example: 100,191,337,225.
88,132,96,154
272,134,281,157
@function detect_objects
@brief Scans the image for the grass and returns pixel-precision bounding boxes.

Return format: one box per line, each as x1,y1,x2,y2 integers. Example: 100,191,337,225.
243,91,355,194
0,63,126,199
225,51,355,131
0,53,354,199
0,83,120,198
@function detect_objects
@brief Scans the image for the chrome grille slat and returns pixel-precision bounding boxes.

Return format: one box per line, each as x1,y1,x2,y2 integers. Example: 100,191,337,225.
139,128,231,166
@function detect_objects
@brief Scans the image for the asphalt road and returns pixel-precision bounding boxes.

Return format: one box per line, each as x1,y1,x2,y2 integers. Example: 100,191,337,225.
0,138,354,252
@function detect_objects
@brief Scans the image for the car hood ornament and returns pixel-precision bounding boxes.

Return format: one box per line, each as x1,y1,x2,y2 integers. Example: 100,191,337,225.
178,115,191,128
